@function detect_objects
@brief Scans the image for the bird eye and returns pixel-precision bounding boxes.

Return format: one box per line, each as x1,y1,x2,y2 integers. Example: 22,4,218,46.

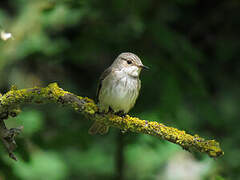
127,60,132,64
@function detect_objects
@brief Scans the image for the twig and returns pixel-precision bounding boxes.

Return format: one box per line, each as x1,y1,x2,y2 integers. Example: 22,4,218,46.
0,83,224,160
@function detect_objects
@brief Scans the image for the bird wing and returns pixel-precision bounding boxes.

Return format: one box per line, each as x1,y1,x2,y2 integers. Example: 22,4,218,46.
96,67,113,102
137,78,141,92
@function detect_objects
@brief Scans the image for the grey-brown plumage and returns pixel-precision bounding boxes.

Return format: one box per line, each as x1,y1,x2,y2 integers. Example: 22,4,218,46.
88,52,149,135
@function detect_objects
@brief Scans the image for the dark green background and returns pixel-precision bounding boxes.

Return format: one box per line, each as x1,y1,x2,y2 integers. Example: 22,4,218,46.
0,0,239,179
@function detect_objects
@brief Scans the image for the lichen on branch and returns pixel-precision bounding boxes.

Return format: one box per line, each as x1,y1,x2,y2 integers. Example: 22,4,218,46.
0,83,224,160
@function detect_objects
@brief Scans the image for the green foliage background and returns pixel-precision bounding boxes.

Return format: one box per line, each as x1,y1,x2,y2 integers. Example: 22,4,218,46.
0,0,239,179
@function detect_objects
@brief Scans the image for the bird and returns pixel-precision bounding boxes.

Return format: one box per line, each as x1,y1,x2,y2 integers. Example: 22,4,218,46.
88,52,149,135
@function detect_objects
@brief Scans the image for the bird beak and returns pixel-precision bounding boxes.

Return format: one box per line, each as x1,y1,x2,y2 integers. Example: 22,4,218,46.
139,65,150,70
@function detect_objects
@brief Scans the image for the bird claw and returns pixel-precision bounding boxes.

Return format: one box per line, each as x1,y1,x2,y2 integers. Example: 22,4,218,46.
115,111,127,117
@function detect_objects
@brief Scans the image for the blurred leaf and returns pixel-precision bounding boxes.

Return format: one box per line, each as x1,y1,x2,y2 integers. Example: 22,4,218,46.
18,109,44,136
12,151,68,180
215,175,226,180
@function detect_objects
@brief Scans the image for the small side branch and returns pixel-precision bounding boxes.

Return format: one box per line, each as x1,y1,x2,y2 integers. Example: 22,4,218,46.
0,120,23,160
0,83,224,160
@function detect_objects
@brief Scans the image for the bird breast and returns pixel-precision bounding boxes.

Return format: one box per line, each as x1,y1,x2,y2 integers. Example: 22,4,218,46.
99,70,140,113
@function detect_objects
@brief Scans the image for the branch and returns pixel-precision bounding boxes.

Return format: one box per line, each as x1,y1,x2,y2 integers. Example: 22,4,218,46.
0,83,224,160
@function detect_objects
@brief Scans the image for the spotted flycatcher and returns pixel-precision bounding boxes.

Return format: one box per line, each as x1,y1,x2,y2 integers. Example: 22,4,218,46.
88,52,149,135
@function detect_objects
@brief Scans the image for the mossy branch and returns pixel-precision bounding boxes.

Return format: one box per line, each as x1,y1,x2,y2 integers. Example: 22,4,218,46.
0,83,224,160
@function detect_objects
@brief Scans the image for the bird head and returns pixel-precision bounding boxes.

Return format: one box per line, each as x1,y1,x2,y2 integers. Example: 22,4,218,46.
112,52,149,77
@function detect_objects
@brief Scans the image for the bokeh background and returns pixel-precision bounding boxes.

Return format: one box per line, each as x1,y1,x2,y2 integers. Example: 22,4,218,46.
0,0,239,180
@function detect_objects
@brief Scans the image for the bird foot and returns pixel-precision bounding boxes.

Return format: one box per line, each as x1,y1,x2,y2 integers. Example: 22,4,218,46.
115,111,127,117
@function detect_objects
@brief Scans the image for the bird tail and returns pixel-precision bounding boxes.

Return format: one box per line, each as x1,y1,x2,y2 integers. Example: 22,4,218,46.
88,121,109,135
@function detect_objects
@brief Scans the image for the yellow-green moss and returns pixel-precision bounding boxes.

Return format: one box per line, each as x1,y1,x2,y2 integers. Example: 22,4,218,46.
0,83,224,158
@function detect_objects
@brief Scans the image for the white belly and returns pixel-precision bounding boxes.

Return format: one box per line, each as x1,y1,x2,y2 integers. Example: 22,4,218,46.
98,72,140,113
